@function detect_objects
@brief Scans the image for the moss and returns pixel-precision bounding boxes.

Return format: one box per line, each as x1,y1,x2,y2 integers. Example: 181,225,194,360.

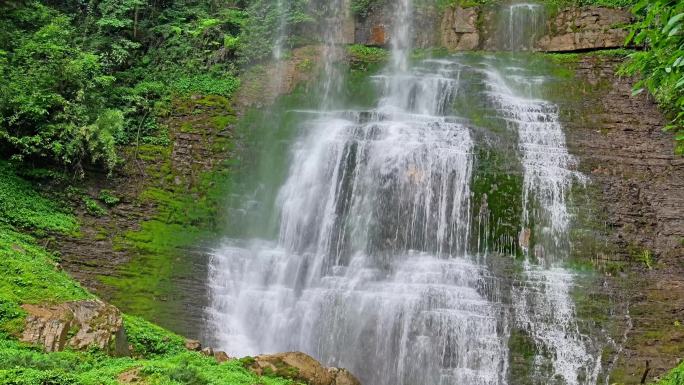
507,329,538,385
0,164,292,385
211,115,237,130
470,147,524,257
100,94,239,329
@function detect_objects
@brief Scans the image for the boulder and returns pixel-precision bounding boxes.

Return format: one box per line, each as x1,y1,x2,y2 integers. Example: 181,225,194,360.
184,339,202,351
247,352,361,385
214,350,231,363
201,346,214,356
21,300,128,356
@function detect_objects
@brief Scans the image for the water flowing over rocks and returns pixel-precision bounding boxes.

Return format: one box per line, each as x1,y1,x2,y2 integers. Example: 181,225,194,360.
20,300,129,356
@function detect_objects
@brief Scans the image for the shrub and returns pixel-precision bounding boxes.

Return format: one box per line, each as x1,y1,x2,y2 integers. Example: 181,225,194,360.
623,0,684,154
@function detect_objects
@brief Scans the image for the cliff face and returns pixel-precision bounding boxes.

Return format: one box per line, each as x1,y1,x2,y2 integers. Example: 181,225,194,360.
537,7,633,51
565,56,684,382
439,5,632,52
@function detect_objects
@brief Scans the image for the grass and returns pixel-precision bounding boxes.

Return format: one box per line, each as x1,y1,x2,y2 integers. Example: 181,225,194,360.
0,164,293,385
0,163,78,235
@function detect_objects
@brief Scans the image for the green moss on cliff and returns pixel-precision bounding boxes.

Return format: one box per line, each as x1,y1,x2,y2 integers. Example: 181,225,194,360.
0,165,292,385
81,91,240,334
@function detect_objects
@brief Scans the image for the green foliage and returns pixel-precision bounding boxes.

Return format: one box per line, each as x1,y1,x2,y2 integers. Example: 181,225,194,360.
172,75,241,98
238,0,313,63
623,0,684,154
0,226,89,335
0,163,77,233
123,315,185,357
0,3,122,172
84,197,108,217
347,44,389,64
351,0,386,17
637,249,654,269
0,334,295,385
98,190,120,207
0,164,293,385
655,361,684,385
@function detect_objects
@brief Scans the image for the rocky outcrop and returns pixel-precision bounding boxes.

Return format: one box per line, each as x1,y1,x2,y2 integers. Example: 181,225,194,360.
21,300,129,356
247,352,361,385
354,2,439,48
438,5,633,52
440,6,480,51
537,7,633,52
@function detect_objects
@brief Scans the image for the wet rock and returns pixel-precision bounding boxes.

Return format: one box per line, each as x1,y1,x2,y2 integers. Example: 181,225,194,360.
518,228,531,250
184,338,202,351
201,346,214,356
327,367,361,385
247,352,360,385
440,6,480,51
537,7,632,52
354,2,439,48
21,300,128,356
117,369,142,384
214,350,231,363
566,55,684,382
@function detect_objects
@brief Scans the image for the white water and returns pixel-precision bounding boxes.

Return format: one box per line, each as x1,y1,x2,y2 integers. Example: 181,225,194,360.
498,3,546,51
481,56,596,385
207,3,600,385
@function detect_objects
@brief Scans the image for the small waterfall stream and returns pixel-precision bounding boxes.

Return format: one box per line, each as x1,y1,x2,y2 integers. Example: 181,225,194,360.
207,2,604,385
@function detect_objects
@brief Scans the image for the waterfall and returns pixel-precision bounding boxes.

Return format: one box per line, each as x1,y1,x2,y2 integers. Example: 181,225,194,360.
207,2,601,385
320,0,350,108
497,3,547,51
481,53,596,385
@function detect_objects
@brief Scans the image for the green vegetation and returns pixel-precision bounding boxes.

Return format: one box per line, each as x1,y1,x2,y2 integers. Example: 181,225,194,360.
655,361,684,385
623,0,684,154
0,334,294,385
0,161,293,385
0,0,317,174
347,44,389,70
351,0,386,17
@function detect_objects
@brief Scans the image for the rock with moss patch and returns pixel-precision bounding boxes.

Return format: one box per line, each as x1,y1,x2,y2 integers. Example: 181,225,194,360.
247,352,360,385
20,299,128,356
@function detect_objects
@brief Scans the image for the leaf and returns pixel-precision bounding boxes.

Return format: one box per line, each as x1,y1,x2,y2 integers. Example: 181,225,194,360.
632,88,645,96
663,13,684,34
676,77,684,88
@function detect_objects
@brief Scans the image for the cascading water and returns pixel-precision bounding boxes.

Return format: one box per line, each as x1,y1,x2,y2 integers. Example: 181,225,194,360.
497,3,547,51
207,2,603,385
481,57,598,385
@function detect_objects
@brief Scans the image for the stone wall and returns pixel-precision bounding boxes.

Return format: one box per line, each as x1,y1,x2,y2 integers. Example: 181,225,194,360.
440,6,480,51
537,7,633,52
438,5,632,52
